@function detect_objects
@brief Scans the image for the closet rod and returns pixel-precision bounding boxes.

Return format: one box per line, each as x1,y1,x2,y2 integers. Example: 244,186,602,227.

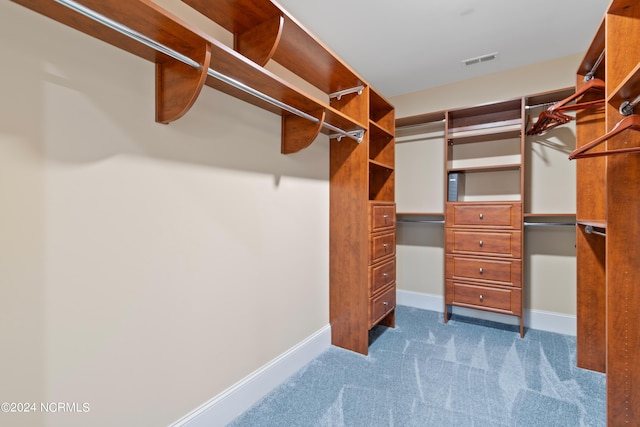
55,0,201,69
54,0,363,143
584,49,605,82
523,222,575,227
584,225,606,237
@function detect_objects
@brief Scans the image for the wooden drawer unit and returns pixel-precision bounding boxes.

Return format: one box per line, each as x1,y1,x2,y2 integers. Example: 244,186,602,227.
446,280,522,316
446,202,522,229
446,255,522,287
445,201,523,336
446,229,521,258
369,202,396,231
369,257,396,295
369,283,396,328
369,230,396,264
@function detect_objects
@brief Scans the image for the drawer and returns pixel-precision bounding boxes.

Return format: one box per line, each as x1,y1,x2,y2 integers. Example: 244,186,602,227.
446,254,522,287
369,284,396,328
369,202,396,231
446,203,522,229
446,229,522,258
369,231,396,264
369,257,396,295
445,280,522,315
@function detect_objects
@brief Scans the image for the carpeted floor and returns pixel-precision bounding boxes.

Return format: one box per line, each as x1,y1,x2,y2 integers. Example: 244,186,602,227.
229,305,606,426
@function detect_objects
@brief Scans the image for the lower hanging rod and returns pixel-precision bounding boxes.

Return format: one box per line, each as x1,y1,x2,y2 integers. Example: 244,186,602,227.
584,225,606,237
54,0,363,143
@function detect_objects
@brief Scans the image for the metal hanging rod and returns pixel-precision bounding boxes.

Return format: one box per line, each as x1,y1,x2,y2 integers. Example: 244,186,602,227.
584,225,606,237
525,101,559,110
329,85,365,100
54,0,363,143
55,0,201,69
397,219,445,224
523,222,575,227
584,49,605,82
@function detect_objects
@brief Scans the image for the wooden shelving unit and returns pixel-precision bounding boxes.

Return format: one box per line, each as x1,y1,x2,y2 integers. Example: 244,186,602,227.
12,0,395,355
396,87,579,337
12,0,367,152
573,1,640,424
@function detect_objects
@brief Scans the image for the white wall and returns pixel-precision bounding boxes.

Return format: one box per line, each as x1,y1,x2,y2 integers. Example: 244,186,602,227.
392,55,580,320
0,2,329,426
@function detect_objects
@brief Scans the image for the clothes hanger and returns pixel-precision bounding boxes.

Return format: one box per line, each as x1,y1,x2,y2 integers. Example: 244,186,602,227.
526,78,606,135
569,114,640,159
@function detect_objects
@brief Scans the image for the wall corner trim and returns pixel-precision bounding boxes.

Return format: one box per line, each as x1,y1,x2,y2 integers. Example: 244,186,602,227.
171,324,332,426
397,289,576,336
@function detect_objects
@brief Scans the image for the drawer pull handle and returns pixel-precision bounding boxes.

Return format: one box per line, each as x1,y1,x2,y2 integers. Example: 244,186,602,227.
479,268,484,274
383,273,389,277
479,213,484,220
479,240,484,247
383,301,389,307
479,294,484,302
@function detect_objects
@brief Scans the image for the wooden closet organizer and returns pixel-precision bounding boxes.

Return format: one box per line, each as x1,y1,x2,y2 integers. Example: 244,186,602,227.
572,1,640,424
13,0,396,355
396,88,577,338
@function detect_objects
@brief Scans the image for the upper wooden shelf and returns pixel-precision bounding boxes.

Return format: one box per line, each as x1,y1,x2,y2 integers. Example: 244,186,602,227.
396,111,446,129
447,120,521,144
182,0,366,95
12,0,369,153
577,18,605,81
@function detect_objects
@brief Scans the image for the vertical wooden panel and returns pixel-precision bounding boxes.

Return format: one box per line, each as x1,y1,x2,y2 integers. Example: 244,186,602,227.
575,74,607,372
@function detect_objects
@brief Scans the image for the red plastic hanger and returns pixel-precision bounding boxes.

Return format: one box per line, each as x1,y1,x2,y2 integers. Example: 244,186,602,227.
526,78,605,135
569,114,640,159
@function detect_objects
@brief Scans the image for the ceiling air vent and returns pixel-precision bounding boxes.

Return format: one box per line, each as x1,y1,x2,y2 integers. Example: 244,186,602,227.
462,52,499,66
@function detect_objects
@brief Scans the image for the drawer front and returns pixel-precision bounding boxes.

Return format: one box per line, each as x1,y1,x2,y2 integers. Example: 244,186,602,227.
369,202,396,231
446,229,522,258
369,257,396,295
369,284,396,327
370,231,396,264
446,280,522,315
446,203,521,229
446,255,522,287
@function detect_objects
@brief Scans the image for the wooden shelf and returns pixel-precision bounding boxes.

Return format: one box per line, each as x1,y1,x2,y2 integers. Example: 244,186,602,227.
396,111,446,129
577,18,606,81
183,0,365,95
13,0,369,154
447,163,521,173
576,220,607,229
447,124,521,144
608,62,640,104
369,88,395,133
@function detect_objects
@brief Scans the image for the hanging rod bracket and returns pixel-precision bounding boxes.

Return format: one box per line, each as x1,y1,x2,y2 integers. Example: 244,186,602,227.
328,129,364,143
620,95,640,116
329,86,365,101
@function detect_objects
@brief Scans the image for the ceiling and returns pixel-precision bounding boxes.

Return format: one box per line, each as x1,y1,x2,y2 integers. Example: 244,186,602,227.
276,0,610,98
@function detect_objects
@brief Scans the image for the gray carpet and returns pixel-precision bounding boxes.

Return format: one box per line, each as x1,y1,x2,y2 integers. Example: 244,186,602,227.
229,305,605,426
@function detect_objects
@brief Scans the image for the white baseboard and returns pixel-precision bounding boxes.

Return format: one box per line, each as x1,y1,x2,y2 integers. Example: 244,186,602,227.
397,289,576,336
171,324,332,427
